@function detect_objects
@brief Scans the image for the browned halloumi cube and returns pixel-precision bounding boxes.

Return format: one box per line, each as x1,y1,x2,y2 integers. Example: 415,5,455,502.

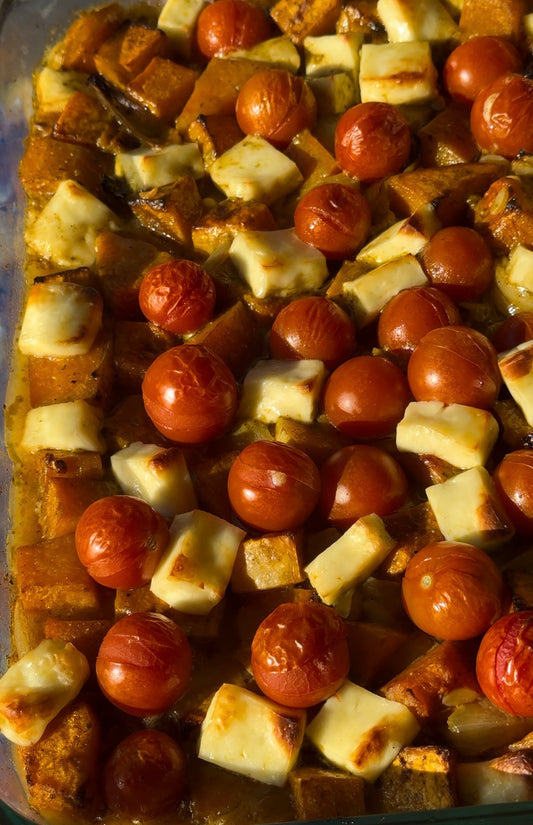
192,198,277,257
52,91,119,150
188,115,245,167
102,394,169,451
61,3,125,73
289,766,366,820
372,745,458,812
474,175,533,254
231,531,305,593
44,617,112,667
459,0,527,41
39,475,116,540
270,0,342,43
113,320,179,391
418,102,479,168
188,301,261,378
129,177,203,248
94,22,173,88
379,501,444,578
127,57,200,123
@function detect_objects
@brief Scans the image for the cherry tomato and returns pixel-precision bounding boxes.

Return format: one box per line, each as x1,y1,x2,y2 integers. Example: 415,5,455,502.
476,610,533,716
334,102,411,182
493,449,533,535
269,296,357,370
142,344,238,444
195,0,272,59
323,354,411,439
236,68,317,147
443,36,522,105
251,601,350,708
139,259,216,335
401,540,507,641
293,182,371,259
75,495,169,590
104,729,187,817
377,286,462,364
227,440,320,531
96,612,192,716
419,226,495,302
319,444,409,530
471,72,533,158
407,325,501,409
492,312,533,352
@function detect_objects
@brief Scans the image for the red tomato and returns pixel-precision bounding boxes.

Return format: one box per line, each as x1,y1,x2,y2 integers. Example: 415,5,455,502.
402,541,508,641
493,450,533,535
319,444,409,530
334,102,411,182
419,226,494,302
471,72,533,158
75,495,169,589
492,312,533,352
377,286,462,364
227,440,320,531
251,601,350,707
96,612,192,716
139,259,216,335
476,610,533,716
142,344,238,444
104,729,187,817
443,36,522,105
407,325,501,409
195,0,272,59
269,296,357,370
293,182,371,259
323,354,411,439
236,68,317,147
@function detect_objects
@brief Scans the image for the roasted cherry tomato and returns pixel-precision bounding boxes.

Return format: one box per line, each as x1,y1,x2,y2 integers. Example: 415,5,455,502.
492,312,533,352
236,68,317,147
104,729,187,818
476,610,533,717
227,440,320,531
139,259,216,335
443,36,522,105
251,601,350,707
335,102,411,182
323,354,411,439
96,612,192,716
420,226,495,302
471,72,533,158
142,344,238,444
293,182,371,259
269,296,357,370
319,444,408,530
75,495,169,589
402,541,508,641
407,325,501,409
493,449,533,535
195,0,272,59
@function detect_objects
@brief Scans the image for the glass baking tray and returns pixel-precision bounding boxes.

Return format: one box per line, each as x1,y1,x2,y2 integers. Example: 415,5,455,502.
1,0,533,823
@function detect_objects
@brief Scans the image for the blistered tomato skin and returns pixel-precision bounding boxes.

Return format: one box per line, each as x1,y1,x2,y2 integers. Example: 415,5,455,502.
493,450,533,535
443,36,522,105
402,541,508,641
476,611,533,717
420,226,495,302
293,182,371,259
471,72,533,158
196,0,272,58
334,102,411,182
142,344,238,444
227,440,320,531
139,260,216,335
96,612,192,717
251,602,350,708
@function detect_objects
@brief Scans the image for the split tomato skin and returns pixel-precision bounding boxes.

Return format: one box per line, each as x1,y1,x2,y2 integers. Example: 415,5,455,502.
335,101,411,182
476,610,533,717
139,259,216,335
293,182,371,260
471,72,533,158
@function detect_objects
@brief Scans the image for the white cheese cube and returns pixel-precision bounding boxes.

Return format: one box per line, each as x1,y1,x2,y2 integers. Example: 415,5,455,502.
210,135,303,205
0,639,89,746
230,227,328,299
426,466,514,550
21,400,106,454
115,143,205,191
111,442,198,518
198,683,306,785
27,180,116,268
150,510,245,614
356,204,440,266
18,281,103,357
238,359,327,424
499,341,533,426
377,0,458,43
494,253,533,315
359,41,439,105
396,401,500,470
306,680,420,781
35,67,85,114
304,33,362,78
308,73,357,115
305,514,396,605
342,254,428,326
507,245,533,295
233,36,301,72
157,0,207,57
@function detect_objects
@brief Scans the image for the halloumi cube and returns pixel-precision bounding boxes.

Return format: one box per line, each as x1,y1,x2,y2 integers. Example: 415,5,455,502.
35,67,85,114
157,0,207,57
356,205,440,266
150,509,245,614
426,466,515,550
115,143,205,191
342,254,428,326
21,400,106,454
377,0,458,43
396,401,500,470
359,41,439,105
499,341,533,426
198,683,306,785
232,36,301,72
306,680,420,782
304,33,362,78
305,514,396,605
0,639,89,746
229,228,328,298
110,442,198,518
308,73,357,115
238,359,327,424
506,244,533,296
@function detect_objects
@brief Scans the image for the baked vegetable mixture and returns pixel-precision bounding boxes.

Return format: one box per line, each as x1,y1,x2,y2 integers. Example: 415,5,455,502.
4,0,533,821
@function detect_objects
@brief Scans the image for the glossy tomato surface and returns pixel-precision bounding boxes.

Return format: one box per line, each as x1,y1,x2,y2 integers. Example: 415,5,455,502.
402,541,508,641
443,36,522,105
96,612,192,716
142,344,238,443
75,495,169,589
420,226,494,302
251,601,350,707
139,259,216,335
335,102,411,182
471,72,533,158
493,449,533,535
492,312,533,352
293,182,371,259
196,0,272,58
227,440,320,531
476,610,533,716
